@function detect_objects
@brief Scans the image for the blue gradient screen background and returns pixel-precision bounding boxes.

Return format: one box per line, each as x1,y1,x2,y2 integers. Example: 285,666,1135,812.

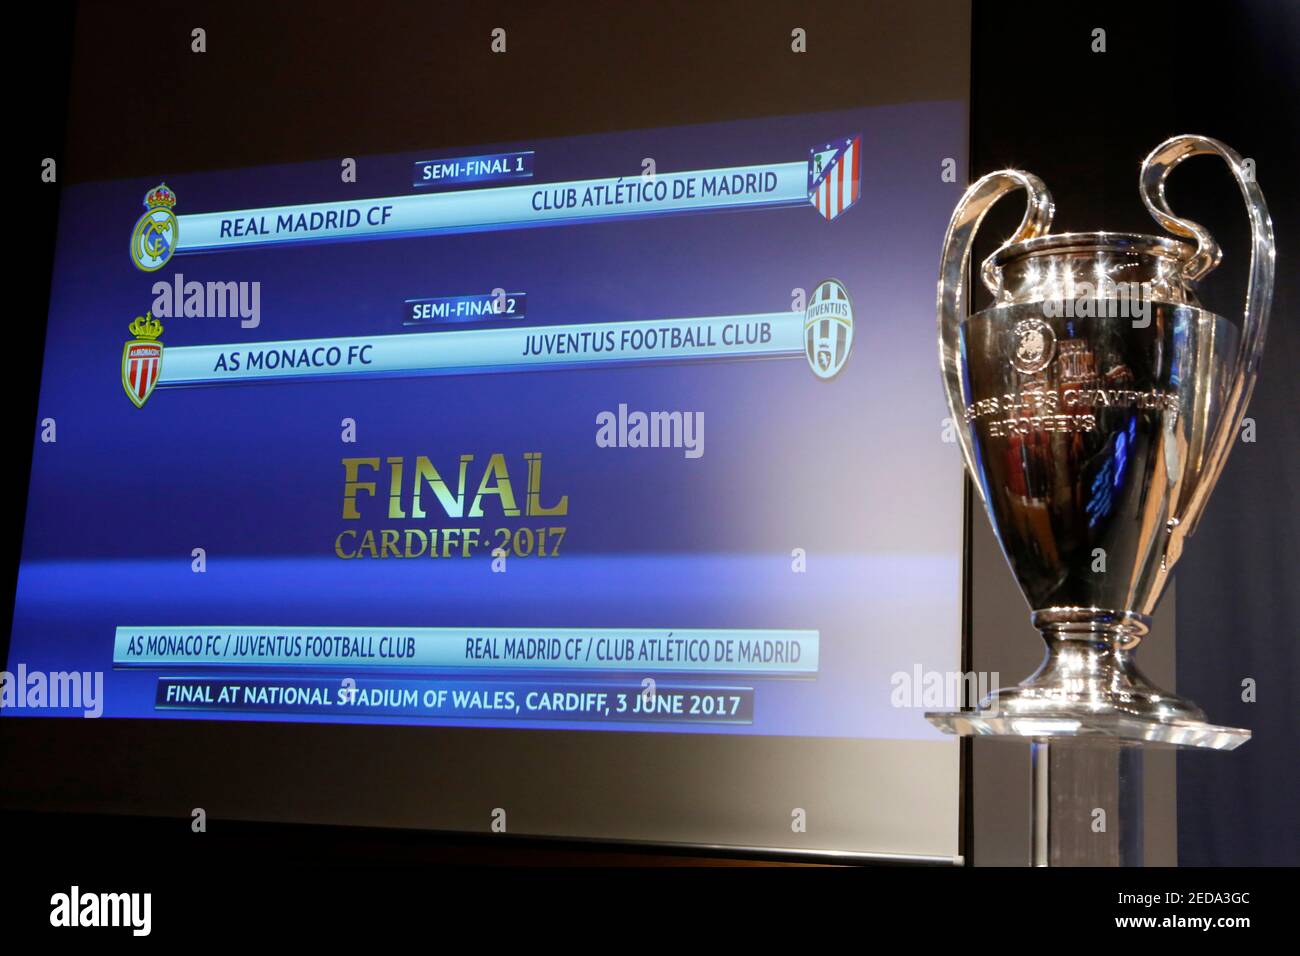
9,103,964,739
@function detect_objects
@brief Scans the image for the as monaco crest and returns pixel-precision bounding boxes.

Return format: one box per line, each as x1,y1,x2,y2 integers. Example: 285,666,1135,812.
122,313,164,408
808,135,862,221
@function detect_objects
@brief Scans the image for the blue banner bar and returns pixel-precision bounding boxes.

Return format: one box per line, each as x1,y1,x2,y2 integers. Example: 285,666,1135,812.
115,626,820,675
174,161,806,253
155,311,801,387
155,677,755,724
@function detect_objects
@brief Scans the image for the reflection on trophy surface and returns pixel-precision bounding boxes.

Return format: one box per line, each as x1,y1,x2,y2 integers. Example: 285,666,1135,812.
930,135,1275,749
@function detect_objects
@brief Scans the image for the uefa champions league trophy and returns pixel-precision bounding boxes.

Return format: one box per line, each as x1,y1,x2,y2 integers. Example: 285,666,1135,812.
927,135,1274,752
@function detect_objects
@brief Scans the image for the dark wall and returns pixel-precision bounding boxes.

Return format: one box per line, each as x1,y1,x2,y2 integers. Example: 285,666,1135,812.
12,2,74,651
970,0,1300,865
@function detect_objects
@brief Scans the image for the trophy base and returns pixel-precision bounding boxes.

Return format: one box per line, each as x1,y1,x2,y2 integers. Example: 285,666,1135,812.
926,607,1251,750
924,709,1249,750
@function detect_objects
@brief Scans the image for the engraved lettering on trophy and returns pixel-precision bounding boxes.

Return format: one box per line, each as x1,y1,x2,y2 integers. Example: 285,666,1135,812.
985,413,1096,437
1061,388,1180,414
964,389,1060,423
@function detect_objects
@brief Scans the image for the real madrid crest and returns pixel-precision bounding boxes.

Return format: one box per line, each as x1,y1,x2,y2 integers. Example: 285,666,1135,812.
122,313,164,408
129,183,179,272
804,278,854,380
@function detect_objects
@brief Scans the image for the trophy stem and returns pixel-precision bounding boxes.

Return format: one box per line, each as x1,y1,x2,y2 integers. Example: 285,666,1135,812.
1031,739,1145,866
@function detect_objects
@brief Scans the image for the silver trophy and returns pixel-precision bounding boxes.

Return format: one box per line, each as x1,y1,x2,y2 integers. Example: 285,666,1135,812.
928,135,1274,750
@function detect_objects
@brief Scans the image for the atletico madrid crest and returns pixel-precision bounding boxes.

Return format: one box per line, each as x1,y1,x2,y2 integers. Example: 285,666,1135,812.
808,135,862,221
122,313,164,408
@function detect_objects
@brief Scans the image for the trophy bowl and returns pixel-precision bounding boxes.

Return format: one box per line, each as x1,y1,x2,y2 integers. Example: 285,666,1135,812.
928,135,1274,750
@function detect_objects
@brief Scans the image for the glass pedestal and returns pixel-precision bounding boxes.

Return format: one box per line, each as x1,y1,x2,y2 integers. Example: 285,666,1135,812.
927,710,1249,866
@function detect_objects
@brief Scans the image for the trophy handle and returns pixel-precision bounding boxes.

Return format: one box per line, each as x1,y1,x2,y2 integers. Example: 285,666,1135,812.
1140,135,1276,556
937,170,1054,500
